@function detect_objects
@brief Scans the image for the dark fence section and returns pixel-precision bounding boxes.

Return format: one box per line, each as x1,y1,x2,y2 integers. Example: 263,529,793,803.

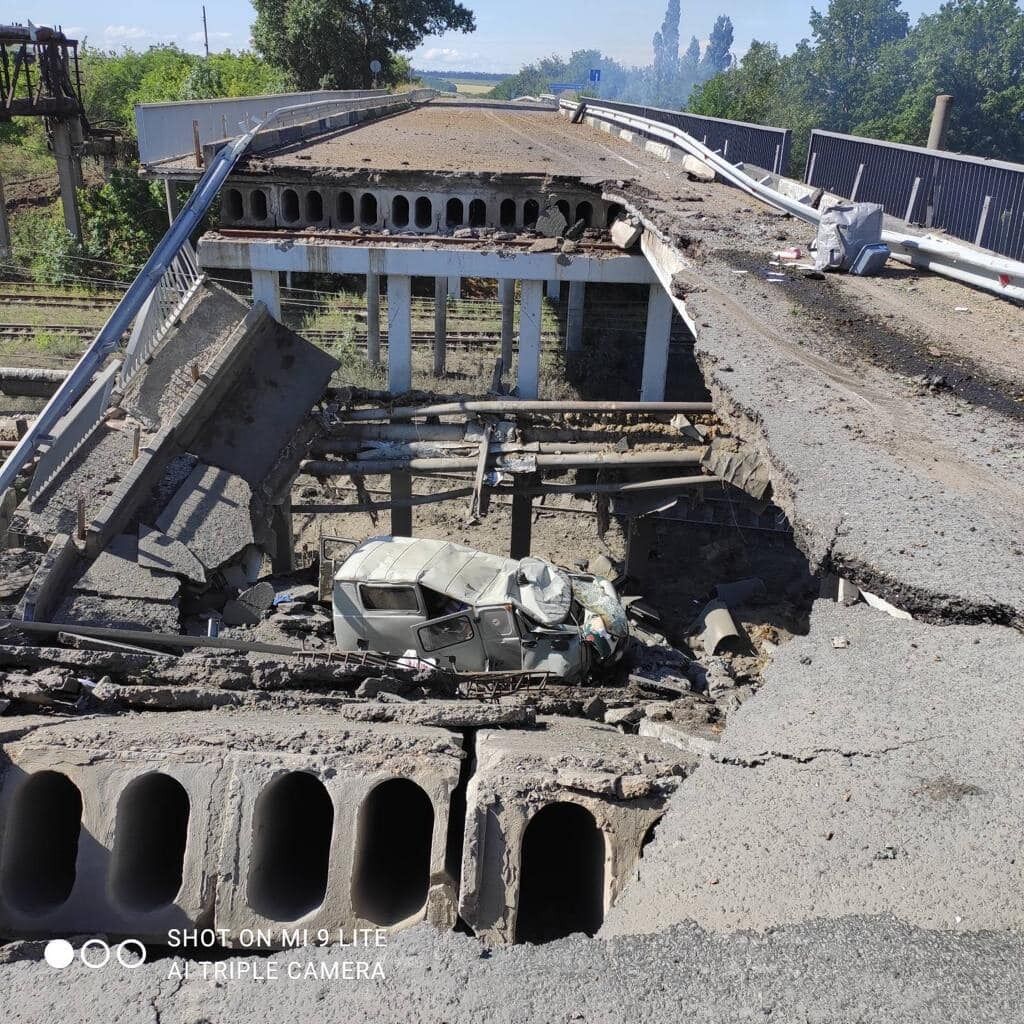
805,130,1024,261
582,99,792,176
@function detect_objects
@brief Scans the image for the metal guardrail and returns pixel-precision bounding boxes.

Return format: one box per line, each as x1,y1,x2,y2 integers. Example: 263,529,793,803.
571,98,792,175
27,360,120,503
120,241,204,390
135,89,388,164
0,91,437,497
805,130,1024,262
570,101,1024,304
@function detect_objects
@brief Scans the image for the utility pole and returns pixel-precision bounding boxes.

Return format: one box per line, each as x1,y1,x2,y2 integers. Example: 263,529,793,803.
927,94,953,151
202,6,210,58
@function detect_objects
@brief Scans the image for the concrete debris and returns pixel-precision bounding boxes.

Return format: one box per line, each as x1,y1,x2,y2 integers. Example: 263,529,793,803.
137,524,206,584
52,593,182,634
74,534,180,601
156,462,258,571
701,440,772,500
697,600,741,656
237,581,275,612
610,215,643,250
222,599,262,627
535,205,568,238
527,237,559,253
681,154,715,183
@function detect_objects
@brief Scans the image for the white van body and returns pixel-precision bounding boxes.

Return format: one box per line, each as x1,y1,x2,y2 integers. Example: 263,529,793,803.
332,536,627,679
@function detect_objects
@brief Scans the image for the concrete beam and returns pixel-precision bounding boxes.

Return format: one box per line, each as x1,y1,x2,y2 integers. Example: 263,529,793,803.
199,237,659,285
517,280,544,399
251,270,282,321
387,274,413,393
566,280,585,354
640,284,673,402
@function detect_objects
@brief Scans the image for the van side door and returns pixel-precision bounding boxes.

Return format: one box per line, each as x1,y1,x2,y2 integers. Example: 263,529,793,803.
413,611,486,672
476,605,523,671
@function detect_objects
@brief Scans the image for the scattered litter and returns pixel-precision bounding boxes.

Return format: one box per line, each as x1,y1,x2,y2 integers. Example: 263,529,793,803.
696,600,740,656
861,589,914,621
954,306,971,313
773,248,803,260
831,635,850,649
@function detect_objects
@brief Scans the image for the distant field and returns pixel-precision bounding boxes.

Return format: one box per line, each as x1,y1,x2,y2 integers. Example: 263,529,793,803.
455,82,496,96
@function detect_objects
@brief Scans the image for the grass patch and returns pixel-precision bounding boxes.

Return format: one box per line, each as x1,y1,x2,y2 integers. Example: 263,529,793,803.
33,330,83,359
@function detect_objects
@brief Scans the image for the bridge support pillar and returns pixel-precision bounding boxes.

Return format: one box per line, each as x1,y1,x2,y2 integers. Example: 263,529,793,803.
566,280,585,354
164,179,182,226
391,474,413,537
499,279,515,379
366,272,381,367
251,270,282,321
387,273,413,393
0,176,10,262
270,501,294,573
433,276,448,377
51,119,83,242
447,276,461,299
546,279,560,300
640,284,672,401
510,483,532,559
517,279,544,399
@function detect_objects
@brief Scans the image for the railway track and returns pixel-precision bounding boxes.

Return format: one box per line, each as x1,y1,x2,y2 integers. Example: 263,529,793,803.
0,291,121,309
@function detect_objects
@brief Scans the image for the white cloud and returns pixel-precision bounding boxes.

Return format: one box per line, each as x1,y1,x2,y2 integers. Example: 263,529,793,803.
414,46,496,71
188,30,233,43
103,25,150,41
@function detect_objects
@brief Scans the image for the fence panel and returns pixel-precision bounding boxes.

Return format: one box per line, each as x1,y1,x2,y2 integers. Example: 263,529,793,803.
805,129,1024,261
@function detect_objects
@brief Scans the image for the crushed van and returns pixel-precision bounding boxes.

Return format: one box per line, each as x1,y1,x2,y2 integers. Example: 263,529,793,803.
332,536,628,679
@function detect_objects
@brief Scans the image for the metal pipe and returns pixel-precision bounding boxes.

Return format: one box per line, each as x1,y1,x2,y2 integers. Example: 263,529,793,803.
302,449,706,476
343,400,714,421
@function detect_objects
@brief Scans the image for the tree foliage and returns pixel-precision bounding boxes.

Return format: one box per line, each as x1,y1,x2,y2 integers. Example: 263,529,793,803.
690,0,1024,168
251,0,476,89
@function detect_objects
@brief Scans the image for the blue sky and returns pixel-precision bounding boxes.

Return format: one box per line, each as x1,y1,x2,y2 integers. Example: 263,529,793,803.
12,0,953,74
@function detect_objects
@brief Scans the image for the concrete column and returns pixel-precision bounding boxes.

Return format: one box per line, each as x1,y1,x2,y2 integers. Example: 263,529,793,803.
0,176,10,262
387,273,413,394
433,276,448,377
251,270,282,321
163,179,182,227
566,280,585,354
50,119,82,242
517,279,544,399
499,279,515,374
391,474,413,537
366,272,381,367
270,502,294,573
510,485,532,559
927,94,954,150
447,276,461,299
640,284,673,402
546,279,560,300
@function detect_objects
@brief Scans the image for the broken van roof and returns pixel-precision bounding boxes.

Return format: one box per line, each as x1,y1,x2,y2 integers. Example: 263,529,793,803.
336,536,516,607
334,537,574,626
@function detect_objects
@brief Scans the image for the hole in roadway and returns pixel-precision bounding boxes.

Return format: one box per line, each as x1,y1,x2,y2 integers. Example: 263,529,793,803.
515,802,605,944
281,188,299,223
352,778,434,926
110,773,190,912
338,192,355,225
391,195,410,228
415,196,432,228
360,193,378,227
1,770,82,914
446,198,464,227
247,772,333,921
224,188,243,221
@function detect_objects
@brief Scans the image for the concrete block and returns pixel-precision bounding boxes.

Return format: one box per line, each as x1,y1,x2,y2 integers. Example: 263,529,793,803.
17,533,78,622
156,462,256,572
638,718,721,757
138,525,207,584
681,154,716,183
238,581,275,612
52,593,181,634
74,534,180,602
458,717,694,944
610,216,643,250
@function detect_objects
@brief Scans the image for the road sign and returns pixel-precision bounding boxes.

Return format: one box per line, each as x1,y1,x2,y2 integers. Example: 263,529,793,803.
589,68,601,84
370,59,383,75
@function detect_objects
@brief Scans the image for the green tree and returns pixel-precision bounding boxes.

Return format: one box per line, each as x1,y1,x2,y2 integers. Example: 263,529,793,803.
180,61,226,101
251,0,476,89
